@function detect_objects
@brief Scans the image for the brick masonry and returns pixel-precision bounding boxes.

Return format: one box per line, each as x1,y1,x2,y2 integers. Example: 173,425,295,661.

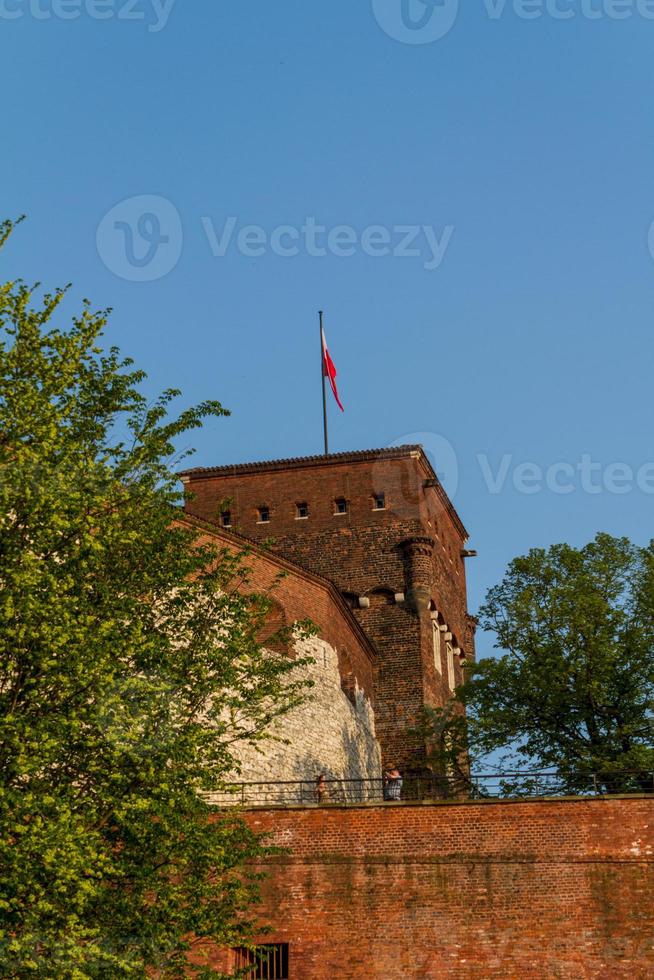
178,465,654,980
181,516,382,789
181,447,477,770
210,796,654,979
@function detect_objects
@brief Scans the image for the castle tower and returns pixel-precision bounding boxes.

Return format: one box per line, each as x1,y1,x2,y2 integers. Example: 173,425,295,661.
181,445,475,771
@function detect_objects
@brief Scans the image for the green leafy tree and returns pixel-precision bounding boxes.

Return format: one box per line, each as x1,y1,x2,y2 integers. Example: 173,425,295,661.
417,701,479,798
0,220,311,978
425,534,654,795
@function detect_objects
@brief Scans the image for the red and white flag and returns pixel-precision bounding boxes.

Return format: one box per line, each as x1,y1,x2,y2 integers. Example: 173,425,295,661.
321,326,344,412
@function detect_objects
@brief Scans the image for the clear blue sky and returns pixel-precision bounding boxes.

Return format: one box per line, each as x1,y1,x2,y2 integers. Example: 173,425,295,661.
3,2,654,661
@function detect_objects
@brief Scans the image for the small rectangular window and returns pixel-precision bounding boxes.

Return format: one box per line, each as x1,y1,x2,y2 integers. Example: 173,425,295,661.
233,944,289,979
220,510,232,528
373,493,386,510
334,497,347,515
258,506,270,523
296,502,309,519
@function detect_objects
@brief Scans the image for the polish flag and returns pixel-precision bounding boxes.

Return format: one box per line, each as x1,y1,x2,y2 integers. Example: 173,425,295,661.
321,326,344,412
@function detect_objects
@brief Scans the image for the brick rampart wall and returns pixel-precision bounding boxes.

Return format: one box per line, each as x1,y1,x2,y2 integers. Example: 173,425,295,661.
180,518,382,788
232,797,654,979
186,520,376,699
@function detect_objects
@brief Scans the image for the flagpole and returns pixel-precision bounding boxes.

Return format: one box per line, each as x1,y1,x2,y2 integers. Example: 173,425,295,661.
319,310,329,455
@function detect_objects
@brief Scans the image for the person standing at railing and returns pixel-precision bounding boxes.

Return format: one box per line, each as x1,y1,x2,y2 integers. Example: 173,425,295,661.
383,768,403,801
315,773,330,804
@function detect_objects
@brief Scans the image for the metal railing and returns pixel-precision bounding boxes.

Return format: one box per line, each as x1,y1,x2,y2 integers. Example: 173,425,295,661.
209,770,654,808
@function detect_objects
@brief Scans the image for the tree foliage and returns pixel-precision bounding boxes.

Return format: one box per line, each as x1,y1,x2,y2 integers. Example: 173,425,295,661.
0,220,312,977
425,533,654,794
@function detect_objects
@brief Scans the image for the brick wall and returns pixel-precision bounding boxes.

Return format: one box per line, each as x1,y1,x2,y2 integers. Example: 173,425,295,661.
181,518,381,787
220,797,654,979
182,447,475,770
185,518,376,699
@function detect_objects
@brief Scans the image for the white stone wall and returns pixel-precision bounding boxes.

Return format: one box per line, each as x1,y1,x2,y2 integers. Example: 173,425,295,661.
213,636,382,805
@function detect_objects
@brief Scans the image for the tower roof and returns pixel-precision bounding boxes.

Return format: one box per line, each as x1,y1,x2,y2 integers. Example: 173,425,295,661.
180,445,423,478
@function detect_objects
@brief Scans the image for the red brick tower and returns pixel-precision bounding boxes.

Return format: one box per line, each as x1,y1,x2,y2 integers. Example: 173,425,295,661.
181,446,475,771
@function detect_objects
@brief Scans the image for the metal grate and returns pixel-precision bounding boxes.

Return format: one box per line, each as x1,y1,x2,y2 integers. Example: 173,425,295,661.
233,944,289,979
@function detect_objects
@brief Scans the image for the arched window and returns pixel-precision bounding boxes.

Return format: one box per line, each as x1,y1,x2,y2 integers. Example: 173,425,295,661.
432,618,442,675
369,587,395,606
446,641,455,691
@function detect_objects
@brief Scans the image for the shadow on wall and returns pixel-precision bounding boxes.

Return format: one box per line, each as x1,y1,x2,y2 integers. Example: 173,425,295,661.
270,688,383,788
342,717,383,781
291,720,383,788
289,745,383,805
213,637,382,803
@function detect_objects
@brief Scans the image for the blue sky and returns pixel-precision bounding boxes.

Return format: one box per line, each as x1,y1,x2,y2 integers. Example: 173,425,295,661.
2,1,654,660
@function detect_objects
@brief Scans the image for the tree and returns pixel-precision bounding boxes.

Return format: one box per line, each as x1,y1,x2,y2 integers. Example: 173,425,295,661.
0,219,311,978
425,534,654,795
